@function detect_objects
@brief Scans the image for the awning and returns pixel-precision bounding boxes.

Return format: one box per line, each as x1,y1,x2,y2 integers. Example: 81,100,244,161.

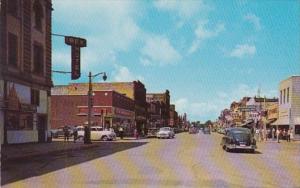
271,119,289,126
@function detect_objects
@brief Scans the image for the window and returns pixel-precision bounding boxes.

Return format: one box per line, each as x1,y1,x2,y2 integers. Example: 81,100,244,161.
283,89,286,104
33,43,44,75
280,90,282,104
7,0,18,17
33,0,44,31
8,33,18,67
287,87,289,103
31,89,40,106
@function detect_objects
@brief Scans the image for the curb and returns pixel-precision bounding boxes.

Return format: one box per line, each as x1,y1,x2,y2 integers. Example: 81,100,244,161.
2,143,101,163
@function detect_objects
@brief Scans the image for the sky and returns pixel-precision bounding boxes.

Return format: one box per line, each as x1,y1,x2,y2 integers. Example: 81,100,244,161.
51,0,300,122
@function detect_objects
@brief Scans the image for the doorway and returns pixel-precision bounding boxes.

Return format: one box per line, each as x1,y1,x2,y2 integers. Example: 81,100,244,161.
37,115,47,143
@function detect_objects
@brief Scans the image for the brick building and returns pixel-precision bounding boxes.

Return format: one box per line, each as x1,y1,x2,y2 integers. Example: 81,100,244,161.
0,0,53,144
169,104,178,127
51,90,134,135
51,81,147,135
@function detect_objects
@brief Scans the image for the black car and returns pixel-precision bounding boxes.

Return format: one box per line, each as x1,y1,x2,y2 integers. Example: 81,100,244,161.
221,127,256,153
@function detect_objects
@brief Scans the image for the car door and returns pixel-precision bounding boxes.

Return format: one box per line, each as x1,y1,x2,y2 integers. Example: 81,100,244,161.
90,127,98,140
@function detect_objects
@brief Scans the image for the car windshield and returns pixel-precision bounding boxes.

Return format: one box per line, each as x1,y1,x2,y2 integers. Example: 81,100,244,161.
233,132,250,141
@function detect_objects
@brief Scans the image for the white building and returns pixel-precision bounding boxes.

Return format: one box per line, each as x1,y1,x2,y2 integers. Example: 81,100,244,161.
272,76,300,140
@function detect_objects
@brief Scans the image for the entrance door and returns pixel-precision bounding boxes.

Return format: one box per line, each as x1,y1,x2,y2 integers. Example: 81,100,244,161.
37,115,47,143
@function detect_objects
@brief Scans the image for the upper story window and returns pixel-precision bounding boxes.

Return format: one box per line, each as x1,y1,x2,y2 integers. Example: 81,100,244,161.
31,89,40,106
33,0,44,31
283,89,286,104
280,90,282,104
7,0,18,17
8,33,18,67
33,43,44,75
287,87,289,103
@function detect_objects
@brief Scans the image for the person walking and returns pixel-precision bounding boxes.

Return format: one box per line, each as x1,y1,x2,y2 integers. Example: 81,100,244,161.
287,128,291,142
63,126,69,142
119,126,124,140
73,127,78,143
134,128,139,140
276,128,280,143
272,128,275,140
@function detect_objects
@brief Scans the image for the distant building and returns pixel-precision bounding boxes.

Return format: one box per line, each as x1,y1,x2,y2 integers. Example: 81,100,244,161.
272,76,300,139
51,90,134,136
0,0,53,144
146,90,170,126
169,104,178,127
51,81,147,134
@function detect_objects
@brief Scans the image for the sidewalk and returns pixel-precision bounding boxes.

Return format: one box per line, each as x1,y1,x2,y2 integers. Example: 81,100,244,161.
1,140,102,163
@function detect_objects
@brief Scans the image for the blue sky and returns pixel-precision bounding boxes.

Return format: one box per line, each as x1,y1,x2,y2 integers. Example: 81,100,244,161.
52,0,300,122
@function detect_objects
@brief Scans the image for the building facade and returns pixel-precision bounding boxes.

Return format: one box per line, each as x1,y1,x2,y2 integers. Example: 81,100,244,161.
0,0,53,144
272,76,300,139
51,90,134,135
51,81,147,135
146,90,170,126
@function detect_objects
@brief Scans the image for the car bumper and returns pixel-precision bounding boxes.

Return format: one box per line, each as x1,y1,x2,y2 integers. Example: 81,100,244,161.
157,134,170,138
227,144,257,150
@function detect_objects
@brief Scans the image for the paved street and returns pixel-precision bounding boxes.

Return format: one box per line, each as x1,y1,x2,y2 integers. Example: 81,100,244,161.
2,132,300,188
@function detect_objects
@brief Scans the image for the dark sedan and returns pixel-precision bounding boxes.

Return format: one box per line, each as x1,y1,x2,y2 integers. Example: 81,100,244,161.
221,127,256,153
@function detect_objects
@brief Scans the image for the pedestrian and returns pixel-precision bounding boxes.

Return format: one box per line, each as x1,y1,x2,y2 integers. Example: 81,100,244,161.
287,129,291,142
119,126,124,140
276,128,280,143
272,128,275,140
290,128,294,141
134,128,139,139
73,127,78,143
255,128,260,142
63,126,69,142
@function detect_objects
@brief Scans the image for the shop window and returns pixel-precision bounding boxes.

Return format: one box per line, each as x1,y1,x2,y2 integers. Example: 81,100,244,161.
20,114,34,130
33,43,44,75
6,113,19,130
33,0,44,31
295,125,300,135
7,113,33,130
7,0,18,17
31,89,40,106
8,33,18,67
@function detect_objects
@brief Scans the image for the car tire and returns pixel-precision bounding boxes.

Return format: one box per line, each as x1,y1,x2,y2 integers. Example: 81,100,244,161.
225,146,231,152
102,136,109,141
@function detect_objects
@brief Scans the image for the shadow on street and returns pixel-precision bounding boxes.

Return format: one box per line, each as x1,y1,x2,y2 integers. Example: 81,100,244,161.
1,141,148,186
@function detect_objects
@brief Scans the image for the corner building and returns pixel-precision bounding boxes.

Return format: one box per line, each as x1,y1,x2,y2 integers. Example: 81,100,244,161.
0,0,53,144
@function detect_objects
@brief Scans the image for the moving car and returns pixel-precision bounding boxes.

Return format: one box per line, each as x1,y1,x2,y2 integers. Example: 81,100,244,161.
221,127,256,153
157,127,175,139
77,126,116,141
189,127,198,134
51,126,75,138
202,127,211,134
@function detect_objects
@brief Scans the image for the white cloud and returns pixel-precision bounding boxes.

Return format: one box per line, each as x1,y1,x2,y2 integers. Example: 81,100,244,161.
141,35,182,66
188,21,225,54
53,0,141,69
154,0,207,20
229,44,256,58
173,98,189,113
244,13,261,31
113,66,144,82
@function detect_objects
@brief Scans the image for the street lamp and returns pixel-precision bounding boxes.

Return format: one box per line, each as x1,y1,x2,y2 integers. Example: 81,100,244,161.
84,71,107,144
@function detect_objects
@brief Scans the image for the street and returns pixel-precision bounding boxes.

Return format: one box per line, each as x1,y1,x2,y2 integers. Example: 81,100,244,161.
2,132,300,188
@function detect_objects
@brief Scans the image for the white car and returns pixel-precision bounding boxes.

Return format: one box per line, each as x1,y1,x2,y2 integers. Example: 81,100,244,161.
157,127,175,139
77,126,116,141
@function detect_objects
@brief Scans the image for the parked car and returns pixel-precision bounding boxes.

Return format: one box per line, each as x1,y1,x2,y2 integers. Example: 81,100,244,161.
147,128,159,138
221,127,257,153
77,126,116,141
202,127,211,134
157,127,175,139
51,126,75,138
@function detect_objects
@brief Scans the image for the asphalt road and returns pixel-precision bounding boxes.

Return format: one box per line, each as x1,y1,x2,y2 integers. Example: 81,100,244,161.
2,132,300,188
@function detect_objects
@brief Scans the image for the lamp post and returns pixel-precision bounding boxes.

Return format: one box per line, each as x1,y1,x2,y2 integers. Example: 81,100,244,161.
84,71,107,144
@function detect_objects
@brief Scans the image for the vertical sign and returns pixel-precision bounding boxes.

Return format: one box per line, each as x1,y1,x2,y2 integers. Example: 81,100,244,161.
65,36,87,80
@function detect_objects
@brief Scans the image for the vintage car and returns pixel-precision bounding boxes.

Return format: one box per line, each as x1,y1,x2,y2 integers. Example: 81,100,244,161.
189,127,198,134
202,127,211,134
157,127,175,139
147,128,159,138
77,126,116,141
221,127,256,153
